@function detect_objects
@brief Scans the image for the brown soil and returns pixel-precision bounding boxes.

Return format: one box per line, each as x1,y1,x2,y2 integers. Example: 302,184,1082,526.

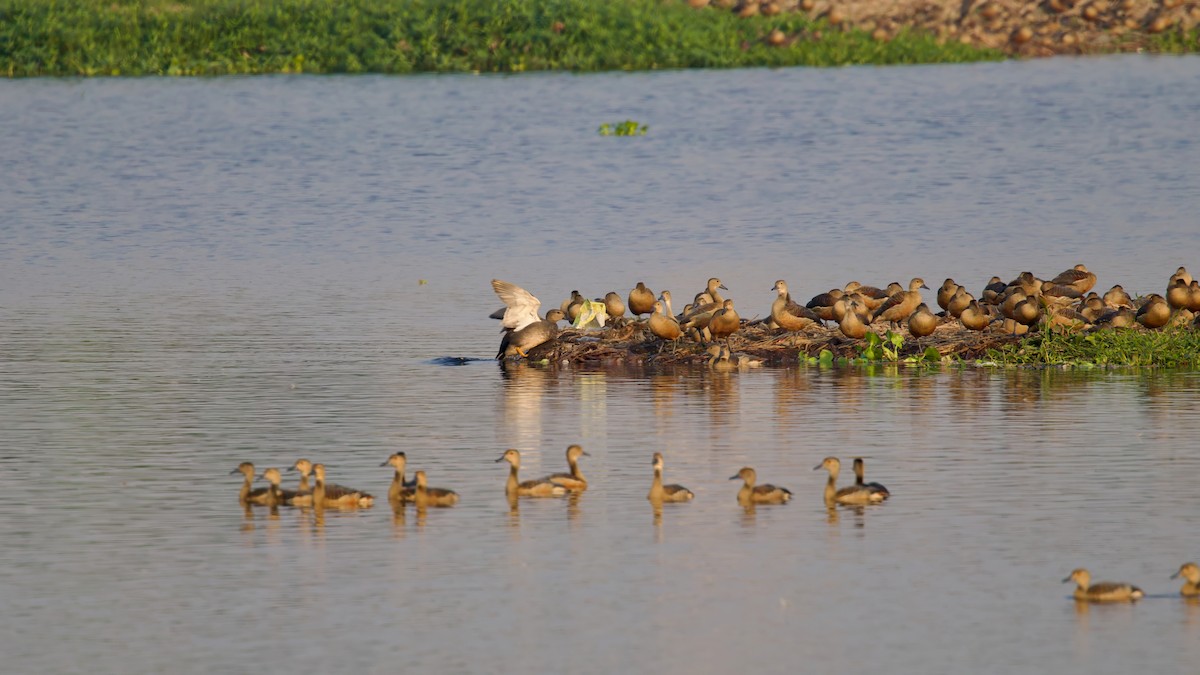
695,0,1200,55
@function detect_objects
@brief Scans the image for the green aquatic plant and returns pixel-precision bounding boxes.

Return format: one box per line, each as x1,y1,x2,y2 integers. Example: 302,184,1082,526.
598,120,648,137
858,330,904,362
0,0,1004,77
984,326,1200,368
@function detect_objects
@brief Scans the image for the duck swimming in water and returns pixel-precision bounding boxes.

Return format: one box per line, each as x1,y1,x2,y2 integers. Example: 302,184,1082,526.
496,449,567,497
1062,568,1143,602
730,467,792,505
814,457,888,506
648,452,694,503
381,452,416,505
413,470,459,508
541,444,590,491
231,462,270,505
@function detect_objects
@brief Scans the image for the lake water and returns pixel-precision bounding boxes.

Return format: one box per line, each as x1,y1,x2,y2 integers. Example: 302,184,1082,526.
2,56,1200,674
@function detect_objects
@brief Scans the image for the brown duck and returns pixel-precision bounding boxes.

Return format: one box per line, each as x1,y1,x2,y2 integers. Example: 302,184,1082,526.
873,278,928,327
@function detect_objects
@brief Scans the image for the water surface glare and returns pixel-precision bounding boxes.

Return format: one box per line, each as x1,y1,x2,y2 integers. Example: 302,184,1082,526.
2,56,1200,674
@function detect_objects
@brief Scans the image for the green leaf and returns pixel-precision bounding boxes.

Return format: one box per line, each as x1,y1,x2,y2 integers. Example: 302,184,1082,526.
818,349,834,365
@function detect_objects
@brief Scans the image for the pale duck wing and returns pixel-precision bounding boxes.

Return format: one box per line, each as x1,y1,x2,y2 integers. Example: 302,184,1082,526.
492,279,542,331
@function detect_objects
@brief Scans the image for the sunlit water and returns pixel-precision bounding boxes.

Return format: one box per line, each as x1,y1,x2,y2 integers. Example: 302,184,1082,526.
2,56,1200,674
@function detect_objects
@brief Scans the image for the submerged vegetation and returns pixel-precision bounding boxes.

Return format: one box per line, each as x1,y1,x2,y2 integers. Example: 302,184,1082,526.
1,0,1001,77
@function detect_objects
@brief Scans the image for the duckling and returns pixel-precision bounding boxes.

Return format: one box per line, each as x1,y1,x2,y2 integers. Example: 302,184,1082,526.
702,277,728,306
648,452,694,503
1062,568,1143,602
1170,265,1192,287
852,458,890,498
981,276,1006,305
908,303,939,338
937,278,960,311
381,452,416,505
1167,278,1191,310
1103,285,1133,309
255,467,295,507
412,470,459,507
708,299,740,348
1050,264,1097,294
628,282,656,318
1171,562,1200,597
832,294,871,323
604,292,626,324
311,463,374,508
1135,293,1171,329
959,300,991,331
496,449,567,497
814,457,887,506
839,300,870,339
806,288,844,324
730,467,792,505
706,344,736,371
1189,280,1200,312
885,281,903,296
542,444,589,491
231,462,270,505
946,287,973,318
648,300,683,349
873,278,928,328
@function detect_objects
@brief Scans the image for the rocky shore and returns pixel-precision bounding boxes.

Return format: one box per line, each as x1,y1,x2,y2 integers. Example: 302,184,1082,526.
690,0,1199,55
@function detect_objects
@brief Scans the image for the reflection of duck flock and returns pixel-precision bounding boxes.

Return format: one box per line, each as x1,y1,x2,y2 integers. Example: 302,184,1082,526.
491,265,1200,360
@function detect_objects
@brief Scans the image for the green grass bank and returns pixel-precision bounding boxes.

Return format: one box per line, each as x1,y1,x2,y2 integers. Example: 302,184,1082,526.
984,327,1200,368
1,0,1003,76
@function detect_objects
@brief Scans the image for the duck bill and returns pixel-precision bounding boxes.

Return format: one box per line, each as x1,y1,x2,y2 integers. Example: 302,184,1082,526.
229,468,241,475
379,460,391,467
495,455,507,463
728,474,740,481
812,464,824,471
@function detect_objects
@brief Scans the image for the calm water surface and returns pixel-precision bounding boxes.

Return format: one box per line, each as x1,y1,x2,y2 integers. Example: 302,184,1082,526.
3,56,1200,674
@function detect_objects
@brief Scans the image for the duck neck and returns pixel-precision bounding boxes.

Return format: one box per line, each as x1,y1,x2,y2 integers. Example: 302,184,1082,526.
506,465,520,494
649,467,663,498
824,471,838,504
389,471,402,502
298,474,310,491
569,458,585,482
239,475,252,502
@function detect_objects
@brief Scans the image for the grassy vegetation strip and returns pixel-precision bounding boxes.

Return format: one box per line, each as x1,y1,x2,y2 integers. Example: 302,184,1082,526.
984,327,1200,368
0,0,1001,76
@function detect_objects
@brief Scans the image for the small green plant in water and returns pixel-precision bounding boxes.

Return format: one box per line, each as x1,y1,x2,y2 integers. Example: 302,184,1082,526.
859,330,904,361
598,120,648,137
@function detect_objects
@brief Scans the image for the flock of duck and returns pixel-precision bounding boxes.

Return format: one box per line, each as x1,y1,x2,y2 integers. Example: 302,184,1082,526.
233,449,1196,602
232,448,884,510
491,265,1200,358
234,448,892,514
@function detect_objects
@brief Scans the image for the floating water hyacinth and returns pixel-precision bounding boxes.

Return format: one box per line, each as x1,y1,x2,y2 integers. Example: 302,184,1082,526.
598,120,648,137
